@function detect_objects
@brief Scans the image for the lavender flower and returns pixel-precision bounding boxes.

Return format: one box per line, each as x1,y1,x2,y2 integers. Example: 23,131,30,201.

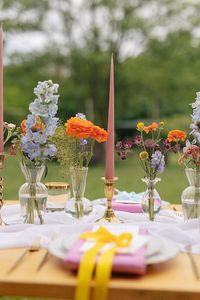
76,113,86,120
151,150,165,173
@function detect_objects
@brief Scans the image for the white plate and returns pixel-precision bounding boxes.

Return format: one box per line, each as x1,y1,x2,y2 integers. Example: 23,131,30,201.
48,234,179,265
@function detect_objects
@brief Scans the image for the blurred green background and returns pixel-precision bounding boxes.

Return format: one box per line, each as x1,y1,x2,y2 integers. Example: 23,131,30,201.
0,0,198,201
0,2,198,299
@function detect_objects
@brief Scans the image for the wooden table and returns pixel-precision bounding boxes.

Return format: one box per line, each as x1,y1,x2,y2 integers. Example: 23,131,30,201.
0,203,200,300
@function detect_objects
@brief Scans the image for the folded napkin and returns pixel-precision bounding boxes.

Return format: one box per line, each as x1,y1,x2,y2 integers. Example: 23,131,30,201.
65,225,148,275
112,202,143,213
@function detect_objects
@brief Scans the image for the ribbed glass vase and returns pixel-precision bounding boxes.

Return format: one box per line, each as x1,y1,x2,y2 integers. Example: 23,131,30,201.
141,177,162,221
19,162,48,224
65,167,93,220
181,168,200,220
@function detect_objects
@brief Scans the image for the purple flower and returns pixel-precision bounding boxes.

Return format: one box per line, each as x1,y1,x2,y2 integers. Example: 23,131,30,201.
122,139,133,149
116,141,123,150
20,80,59,162
32,131,47,144
76,113,86,120
43,144,57,157
151,150,165,173
172,144,180,153
163,139,171,150
144,139,156,148
21,139,41,161
117,150,128,160
80,139,87,146
133,135,143,146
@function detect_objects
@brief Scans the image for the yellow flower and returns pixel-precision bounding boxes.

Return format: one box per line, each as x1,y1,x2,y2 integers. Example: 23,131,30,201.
139,151,149,160
137,122,144,131
159,121,164,127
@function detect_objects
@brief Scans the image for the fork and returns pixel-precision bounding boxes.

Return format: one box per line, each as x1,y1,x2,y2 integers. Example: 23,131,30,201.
7,238,41,274
185,244,200,280
37,233,59,271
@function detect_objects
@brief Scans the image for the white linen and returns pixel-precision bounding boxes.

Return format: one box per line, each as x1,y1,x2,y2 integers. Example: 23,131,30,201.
0,201,200,254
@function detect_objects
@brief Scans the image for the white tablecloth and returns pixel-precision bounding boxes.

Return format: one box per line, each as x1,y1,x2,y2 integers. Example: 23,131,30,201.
0,200,200,254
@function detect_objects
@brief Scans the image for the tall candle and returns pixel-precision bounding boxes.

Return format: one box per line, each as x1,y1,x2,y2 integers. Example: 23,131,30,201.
0,26,3,153
105,54,115,179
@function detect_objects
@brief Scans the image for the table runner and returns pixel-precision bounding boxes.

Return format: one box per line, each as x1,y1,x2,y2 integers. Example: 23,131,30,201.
0,201,200,254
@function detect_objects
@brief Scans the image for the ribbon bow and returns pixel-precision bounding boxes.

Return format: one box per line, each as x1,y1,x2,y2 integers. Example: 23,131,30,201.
75,227,133,300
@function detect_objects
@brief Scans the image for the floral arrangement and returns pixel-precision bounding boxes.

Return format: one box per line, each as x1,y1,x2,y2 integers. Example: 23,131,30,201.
116,121,186,179
12,80,59,166
3,122,16,146
179,92,200,169
52,113,108,170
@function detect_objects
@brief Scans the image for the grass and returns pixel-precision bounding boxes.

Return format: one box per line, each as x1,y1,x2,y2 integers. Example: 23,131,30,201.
2,154,187,203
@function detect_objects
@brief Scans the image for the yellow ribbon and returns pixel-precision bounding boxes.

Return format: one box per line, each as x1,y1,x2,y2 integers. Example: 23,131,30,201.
75,227,133,300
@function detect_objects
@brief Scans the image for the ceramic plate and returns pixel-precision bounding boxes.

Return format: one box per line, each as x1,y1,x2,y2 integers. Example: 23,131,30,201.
48,234,179,265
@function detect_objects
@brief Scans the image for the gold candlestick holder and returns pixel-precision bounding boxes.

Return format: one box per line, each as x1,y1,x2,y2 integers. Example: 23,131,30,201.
0,153,5,225
96,177,123,223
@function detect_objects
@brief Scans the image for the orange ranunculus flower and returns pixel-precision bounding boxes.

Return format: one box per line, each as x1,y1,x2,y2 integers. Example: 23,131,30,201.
143,122,158,134
21,118,45,135
65,117,94,139
167,130,187,142
91,125,108,143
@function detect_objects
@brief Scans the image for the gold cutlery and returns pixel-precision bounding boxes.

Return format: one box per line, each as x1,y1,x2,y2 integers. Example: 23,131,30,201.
7,238,41,274
185,244,200,280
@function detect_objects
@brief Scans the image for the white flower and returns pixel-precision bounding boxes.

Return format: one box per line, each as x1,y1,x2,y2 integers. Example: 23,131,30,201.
3,122,16,130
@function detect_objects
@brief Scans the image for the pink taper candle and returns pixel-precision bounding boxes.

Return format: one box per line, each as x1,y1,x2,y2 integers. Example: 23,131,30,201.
105,54,115,179
0,26,3,153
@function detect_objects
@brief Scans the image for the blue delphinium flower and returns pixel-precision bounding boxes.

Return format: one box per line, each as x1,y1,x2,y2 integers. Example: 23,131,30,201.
21,80,59,162
190,92,200,145
151,150,165,173
43,144,57,157
21,138,41,160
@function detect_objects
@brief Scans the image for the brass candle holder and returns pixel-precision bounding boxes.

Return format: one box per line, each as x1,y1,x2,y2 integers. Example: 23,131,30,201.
96,177,123,223
0,153,5,225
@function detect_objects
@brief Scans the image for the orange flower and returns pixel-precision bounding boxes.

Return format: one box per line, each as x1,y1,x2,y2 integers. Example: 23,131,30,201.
21,118,45,135
21,120,27,134
167,130,187,142
65,117,93,139
91,125,108,143
143,122,158,134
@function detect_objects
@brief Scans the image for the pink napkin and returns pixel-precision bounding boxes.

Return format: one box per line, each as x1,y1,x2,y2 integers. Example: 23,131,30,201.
64,234,147,275
112,202,143,213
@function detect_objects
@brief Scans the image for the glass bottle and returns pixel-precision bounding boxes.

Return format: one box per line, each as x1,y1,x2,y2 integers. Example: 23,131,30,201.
19,162,48,224
141,177,162,221
181,168,200,220
65,166,93,220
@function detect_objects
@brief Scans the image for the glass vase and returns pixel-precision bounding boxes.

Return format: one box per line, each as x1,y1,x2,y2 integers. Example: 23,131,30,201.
181,168,200,220
19,162,48,224
141,177,162,221
65,167,93,220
